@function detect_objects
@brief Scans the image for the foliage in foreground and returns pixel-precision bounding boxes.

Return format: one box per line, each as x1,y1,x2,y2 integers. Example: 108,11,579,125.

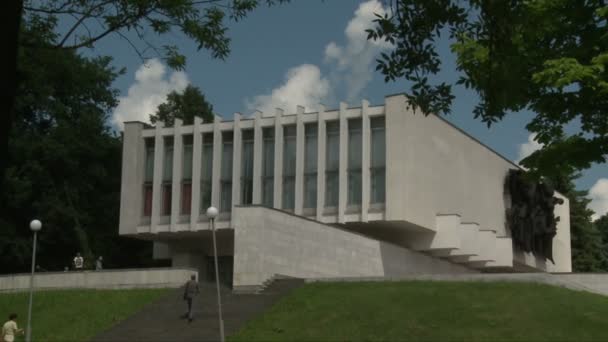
368,0,608,179
231,281,608,341
0,288,167,342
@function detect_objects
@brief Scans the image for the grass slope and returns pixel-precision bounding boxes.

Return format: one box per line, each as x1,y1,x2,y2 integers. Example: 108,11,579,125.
231,281,608,341
0,288,167,342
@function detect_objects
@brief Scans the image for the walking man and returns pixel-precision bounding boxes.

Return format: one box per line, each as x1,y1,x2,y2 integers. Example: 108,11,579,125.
183,275,199,323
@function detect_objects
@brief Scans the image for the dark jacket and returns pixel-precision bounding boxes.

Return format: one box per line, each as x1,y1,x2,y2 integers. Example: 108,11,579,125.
184,280,200,299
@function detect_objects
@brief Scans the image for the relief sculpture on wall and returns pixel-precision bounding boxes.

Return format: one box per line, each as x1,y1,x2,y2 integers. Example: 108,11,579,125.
505,169,563,263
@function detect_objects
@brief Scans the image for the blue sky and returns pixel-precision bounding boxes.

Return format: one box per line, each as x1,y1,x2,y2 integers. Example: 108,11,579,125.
77,0,607,218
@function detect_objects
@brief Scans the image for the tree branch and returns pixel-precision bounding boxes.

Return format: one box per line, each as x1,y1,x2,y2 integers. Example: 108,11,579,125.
57,7,155,50
57,0,115,47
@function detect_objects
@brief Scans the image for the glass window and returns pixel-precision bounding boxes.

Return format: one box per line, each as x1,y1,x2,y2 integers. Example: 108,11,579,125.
181,135,193,215
182,135,193,180
370,117,386,204
282,125,296,210
348,119,362,206
220,132,233,212
200,133,213,212
143,138,154,216
262,127,274,207
325,121,339,207
241,130,254,205
304,124,318,209
162,137,174,182
162,137,173,215
144,138,155,183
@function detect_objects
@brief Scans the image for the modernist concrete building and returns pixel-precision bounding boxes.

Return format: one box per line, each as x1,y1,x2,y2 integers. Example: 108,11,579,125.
119,94,572,290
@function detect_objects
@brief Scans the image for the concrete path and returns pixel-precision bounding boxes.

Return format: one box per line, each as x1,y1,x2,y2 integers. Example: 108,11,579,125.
92,278,304,342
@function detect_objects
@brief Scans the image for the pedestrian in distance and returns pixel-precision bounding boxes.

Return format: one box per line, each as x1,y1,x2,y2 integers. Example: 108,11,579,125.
2,313,24,342
95,256,103,271
183,275,200,323
73,252,84,271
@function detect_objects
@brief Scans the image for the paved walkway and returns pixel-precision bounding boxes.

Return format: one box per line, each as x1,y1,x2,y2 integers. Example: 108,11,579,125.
92,278,303,342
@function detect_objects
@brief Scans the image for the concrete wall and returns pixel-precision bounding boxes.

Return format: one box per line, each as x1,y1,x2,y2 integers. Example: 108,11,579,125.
385,94,514,234
232,206,475,288
0,268,197,292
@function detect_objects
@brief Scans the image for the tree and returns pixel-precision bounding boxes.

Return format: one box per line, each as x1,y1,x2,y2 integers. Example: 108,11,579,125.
594,213,608,270
594,213,608,243
367,0,608,178
0,26,157,273
1,0,289,191
150,85,215,126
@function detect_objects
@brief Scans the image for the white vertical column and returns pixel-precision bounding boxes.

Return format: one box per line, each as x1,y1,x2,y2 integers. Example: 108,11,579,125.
170,119,183,231
273,108,284,209
316,105,326,221
119,122,144,235
190,117,203,229
361,100,371,222
231,113,242,211
151,121,165,233
338,102,348,223
294,105,305,215
252,111,263,204
211,116,222,211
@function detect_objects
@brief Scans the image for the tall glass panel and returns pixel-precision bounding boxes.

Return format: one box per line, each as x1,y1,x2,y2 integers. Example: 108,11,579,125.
181,135,193,215
200,133,213,212
143,138,154,216
347,119,362,206
162,137,174,216
220,132,233,212
241,130,254,204
262,127,274,207
325,121,339,207
304,124,318,209
282,125,297,210
370,117,386,204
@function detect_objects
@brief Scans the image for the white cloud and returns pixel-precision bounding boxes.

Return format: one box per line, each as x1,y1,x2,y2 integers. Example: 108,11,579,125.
112,58,189,129
324,0,391,101
246,64,330,115
245,0,389,115
517,133,544,164
589,178,608,221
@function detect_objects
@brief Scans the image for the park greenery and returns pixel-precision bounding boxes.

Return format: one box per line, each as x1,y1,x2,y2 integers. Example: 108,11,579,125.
0,288,168,341
231,281,608,341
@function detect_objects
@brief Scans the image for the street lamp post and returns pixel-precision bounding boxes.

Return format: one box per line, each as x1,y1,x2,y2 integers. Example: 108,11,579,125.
206,206,225,342
26,219,42,342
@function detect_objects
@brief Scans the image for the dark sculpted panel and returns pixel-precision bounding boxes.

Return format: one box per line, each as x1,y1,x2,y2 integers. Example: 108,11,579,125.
505,169,563,263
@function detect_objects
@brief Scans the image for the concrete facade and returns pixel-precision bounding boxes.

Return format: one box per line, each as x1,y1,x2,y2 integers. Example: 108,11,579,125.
119,94,572,287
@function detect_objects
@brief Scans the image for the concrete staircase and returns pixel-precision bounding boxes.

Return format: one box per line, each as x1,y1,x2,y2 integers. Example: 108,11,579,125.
410,214,514,270
91,278,304,342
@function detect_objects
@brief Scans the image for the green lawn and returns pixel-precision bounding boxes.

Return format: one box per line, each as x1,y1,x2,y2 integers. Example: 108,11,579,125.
0,288,168,342
230,281,608,341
